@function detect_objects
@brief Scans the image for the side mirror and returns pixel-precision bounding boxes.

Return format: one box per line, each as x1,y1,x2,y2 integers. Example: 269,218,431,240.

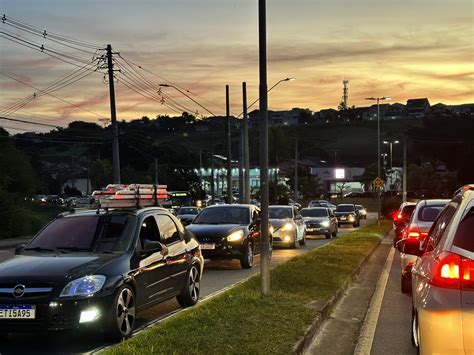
396,238,422,256
142,240,163,252
15,243,26,255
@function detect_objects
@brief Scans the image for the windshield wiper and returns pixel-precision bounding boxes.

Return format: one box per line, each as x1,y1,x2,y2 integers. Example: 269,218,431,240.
24,246,56,252
56,246,91,253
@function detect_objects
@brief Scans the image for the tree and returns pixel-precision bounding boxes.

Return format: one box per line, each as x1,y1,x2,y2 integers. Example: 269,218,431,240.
90,159,112,189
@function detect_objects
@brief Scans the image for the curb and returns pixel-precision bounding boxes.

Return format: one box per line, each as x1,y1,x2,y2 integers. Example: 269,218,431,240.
292,231,387,354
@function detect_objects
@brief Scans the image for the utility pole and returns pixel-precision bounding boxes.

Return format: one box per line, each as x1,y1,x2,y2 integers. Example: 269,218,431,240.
210,133,215,204
199,149,203,191
239,122,245,203
403,136,407,203
106,44,121,183
154,157,158,185
294,137,298,202
259,0,271,295
243,82,250,204
226,85,233,204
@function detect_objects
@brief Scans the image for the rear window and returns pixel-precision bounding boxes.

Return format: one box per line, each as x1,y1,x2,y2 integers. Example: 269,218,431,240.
417,205,445,222
401,205,416,217
453,207,474,252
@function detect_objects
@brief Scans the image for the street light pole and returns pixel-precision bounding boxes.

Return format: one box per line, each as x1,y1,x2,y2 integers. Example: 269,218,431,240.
226,85,232,204
242,82,250,204
259,0,271,296
366,96,391,226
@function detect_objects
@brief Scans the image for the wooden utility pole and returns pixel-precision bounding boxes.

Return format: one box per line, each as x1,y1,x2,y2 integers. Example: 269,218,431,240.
106,44,120,183
294,137,298,202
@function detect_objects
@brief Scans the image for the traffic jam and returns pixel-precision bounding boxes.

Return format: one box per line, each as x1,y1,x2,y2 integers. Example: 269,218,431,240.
0,184,365,343
1,183,473,355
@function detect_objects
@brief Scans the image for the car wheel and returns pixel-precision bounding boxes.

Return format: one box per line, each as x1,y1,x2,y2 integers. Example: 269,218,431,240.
299,231,306,246
106,285,136,341
240,242,254,269
401,275,411,294
325,232,331,239
176,264,200,308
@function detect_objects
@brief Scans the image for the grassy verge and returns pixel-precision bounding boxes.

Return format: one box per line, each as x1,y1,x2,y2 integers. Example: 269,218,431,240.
106,220,391,355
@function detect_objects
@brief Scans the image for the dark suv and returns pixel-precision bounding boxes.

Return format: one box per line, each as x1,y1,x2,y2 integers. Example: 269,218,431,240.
335,204,360,227
0,207,203,340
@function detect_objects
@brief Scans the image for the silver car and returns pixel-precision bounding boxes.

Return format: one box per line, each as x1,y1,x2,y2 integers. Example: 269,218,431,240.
396,185,474,354
300,207,338,239
399,199,449,293
269,205,306,248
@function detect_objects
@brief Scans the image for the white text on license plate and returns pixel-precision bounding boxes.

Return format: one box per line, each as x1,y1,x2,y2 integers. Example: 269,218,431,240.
200,243,215,250
340,217,346,220
0,305,36,319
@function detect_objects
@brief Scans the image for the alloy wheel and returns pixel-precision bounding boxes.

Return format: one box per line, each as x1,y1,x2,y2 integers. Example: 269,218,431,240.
189,266,200,302
116,287,136,336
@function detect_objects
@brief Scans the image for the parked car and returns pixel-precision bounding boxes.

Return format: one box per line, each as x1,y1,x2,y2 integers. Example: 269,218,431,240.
392,202,417,246
269,205,306,248
300,207,338,239
398,199,449,293
334,204,360,227
396,185,474,354
355,204,368,219
308,199,329,208
186,204,262,269
176,206,201,226
0,207,203,340
46,195,64,205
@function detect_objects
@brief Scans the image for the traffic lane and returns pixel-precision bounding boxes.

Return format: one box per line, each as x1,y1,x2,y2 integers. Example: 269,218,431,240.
370,247,416,355
0,218,375,354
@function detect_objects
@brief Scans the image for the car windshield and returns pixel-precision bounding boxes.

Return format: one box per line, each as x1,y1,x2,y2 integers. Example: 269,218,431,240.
417,205,446,222
178,207,199,215
27,214,134,252
193,206,250,225
269,207,293,219
336,205,355,212
300,208,328,217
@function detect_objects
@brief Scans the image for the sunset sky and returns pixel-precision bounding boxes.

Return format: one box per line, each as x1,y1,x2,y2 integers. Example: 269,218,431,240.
1,0,473,132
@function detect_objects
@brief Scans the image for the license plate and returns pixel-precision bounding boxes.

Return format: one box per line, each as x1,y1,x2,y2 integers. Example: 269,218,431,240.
306,228,314,232
0,305,36,319
340,217,347,220
200,243,215,250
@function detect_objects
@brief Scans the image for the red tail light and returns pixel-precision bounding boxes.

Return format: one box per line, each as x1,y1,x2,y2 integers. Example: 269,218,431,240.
430,252,474,289
404,227,428,240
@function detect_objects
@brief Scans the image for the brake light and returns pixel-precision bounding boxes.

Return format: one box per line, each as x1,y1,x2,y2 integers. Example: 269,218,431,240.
430,252,474,289
407,231,420,238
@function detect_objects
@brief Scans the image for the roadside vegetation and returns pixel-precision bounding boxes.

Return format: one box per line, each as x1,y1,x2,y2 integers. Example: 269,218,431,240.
106,220,391,355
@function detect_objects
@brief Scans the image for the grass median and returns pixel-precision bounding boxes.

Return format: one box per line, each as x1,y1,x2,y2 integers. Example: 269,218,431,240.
106,220,391,355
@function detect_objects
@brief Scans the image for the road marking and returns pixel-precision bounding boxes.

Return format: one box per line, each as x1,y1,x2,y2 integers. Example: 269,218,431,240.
354,246,395,355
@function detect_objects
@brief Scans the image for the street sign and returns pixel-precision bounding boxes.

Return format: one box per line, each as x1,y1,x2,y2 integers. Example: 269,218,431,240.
373,177,384,188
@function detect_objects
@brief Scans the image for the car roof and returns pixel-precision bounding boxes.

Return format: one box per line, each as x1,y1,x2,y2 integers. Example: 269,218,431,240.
269,205,292,208
301,207,327,210
60,206,170,219
416,199,451,207
204,204,256,209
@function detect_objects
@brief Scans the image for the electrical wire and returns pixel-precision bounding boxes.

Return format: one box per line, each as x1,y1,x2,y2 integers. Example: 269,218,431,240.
0,72,108,119
0,116,59,128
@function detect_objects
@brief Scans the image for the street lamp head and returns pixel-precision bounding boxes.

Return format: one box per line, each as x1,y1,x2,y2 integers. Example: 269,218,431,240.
365,97,376,101
383,141,389,144
158,83,170,87
285,77,296,81
394,140,400,144
381,96,392,101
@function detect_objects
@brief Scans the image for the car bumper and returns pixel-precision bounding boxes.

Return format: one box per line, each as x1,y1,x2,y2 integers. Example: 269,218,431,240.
199,240,245,260
0,294,115,333
305,227,329,235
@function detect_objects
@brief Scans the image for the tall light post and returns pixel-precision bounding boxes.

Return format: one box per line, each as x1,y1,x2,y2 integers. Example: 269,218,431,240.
383,139,399,170
365,96,391,226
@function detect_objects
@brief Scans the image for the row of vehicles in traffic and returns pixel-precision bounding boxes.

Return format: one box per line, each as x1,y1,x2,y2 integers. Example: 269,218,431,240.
392,185,474,355
1,183,366,342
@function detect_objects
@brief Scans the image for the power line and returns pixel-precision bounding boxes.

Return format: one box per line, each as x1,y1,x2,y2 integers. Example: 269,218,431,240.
0,72,108,119
2,15,102,50
0,116,59,128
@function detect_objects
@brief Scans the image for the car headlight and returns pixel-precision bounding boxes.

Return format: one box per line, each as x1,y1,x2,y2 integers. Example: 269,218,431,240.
227,230,244,242
60,275,106,298
321,220,330,228
281,222,294,231
349,215,355,221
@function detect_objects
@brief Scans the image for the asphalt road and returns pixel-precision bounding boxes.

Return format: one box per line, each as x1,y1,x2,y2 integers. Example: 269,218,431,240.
0,216,375,354
369,244,416,355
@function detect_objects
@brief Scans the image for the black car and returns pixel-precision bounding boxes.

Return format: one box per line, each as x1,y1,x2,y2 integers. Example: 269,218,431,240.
186,204,262,269
176,206,201,226
0,207,203,340
334,204,360,227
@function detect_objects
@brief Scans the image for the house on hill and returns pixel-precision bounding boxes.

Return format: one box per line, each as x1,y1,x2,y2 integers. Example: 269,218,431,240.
406,98,430,118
